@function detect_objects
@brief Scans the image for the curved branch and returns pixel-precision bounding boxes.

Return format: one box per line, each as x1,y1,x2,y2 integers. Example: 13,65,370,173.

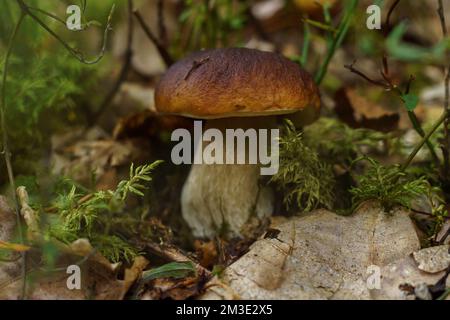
16,0,115,65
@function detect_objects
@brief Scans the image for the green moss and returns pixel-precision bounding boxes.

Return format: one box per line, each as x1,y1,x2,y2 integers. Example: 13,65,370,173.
303,118,389,165
270,120,335,212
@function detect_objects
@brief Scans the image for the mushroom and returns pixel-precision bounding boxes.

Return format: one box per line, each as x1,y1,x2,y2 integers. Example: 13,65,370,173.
155,47,320,239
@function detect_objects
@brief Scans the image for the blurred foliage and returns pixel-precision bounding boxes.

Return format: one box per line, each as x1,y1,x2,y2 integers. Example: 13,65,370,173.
303,118,391,165
0,0,115,177
386,22,450,63
172,0,247,56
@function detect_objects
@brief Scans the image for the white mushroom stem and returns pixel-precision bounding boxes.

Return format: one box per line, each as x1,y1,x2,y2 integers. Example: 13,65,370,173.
181,117,276,239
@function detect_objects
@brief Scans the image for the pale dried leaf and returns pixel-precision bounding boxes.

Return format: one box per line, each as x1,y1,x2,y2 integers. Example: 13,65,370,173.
413,245,450,273
201,202,420,300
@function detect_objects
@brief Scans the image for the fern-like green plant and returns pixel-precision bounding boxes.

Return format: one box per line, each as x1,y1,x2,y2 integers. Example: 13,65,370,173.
350,157,429,213
270,120,335,212
48,161,163,262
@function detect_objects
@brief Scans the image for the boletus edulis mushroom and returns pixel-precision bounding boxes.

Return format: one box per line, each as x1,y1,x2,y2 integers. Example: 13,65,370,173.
155,47,320,239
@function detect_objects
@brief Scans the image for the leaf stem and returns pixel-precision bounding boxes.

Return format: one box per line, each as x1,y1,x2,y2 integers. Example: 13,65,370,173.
314,0,358,84
437,0,450,177
402,111,447,171
407,111,440,165
300,20,310,67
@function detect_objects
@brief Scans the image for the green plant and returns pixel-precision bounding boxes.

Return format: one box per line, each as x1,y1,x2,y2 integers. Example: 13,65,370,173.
350,157,429,213
141,261,196,282
303,118,390,165
270,120,335,212
423,185,449,240
0,0,112,177
132,261,196,299
304,0,358,84
48,161,163,262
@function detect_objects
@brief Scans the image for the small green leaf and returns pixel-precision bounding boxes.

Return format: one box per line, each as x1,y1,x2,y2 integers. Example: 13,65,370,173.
141,261,196,282
402,94,419,111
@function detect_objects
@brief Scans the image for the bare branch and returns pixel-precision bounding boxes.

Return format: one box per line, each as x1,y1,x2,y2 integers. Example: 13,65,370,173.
16,0,115,65
133,10,174,67
437,0,450,177
91,0,134,124
385,0,401,36
157,0,167,47
344,61,390,89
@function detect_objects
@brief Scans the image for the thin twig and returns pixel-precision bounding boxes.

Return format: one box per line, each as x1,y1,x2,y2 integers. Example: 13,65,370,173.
28,6,101,31
344,61,390,88
157,0,167,47
0,12,27,300
27,6,67,26
90,0,134,124
438,0,450,178
410,208,450,220
377,0,441,167
16,0,115,65
384,0,401,37
345,61,440,165
133,10,174,67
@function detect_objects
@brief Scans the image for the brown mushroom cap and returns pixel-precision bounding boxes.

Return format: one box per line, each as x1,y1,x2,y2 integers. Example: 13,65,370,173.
155,47,320,120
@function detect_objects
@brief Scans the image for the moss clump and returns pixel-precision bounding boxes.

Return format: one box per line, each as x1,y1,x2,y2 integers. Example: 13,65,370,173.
303,118,390,165
271,120,335,212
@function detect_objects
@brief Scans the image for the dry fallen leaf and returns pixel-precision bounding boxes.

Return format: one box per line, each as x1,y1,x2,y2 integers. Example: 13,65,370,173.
201,202,421,300
51,128,152,190
142,272,209,301
413,245,450,273
194,240,218,269
375,254,449,300
335,88,400,132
